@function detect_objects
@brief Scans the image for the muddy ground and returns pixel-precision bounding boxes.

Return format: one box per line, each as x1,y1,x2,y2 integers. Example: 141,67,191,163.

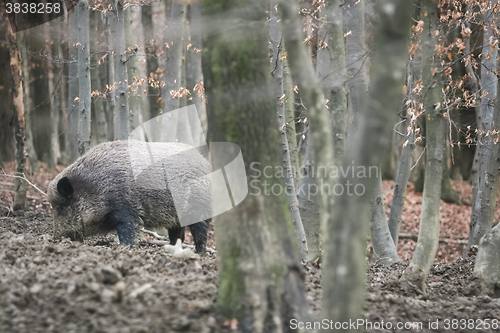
1,164,500,332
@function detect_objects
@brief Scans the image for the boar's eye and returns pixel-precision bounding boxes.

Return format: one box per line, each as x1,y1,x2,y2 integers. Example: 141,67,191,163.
57,177,74,198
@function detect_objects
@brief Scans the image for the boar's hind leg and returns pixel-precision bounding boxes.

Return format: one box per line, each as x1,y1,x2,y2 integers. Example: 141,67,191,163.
107,209,141,247
168,226,185,245
189,219,209,254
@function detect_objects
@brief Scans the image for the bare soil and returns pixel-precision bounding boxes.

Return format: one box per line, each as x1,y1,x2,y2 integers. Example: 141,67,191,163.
1,163,500,332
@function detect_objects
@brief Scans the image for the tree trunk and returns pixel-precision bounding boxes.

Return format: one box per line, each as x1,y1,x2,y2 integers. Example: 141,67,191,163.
270,0,309,262
388,3,422,245
186,0,207,145
105,11,116,142
115,0,130,140
45,21,60,169
344,0,368,137
133,6,150,123
283,56,300,189
317,0,348,167
19,30,39,173
284,0,411,326
474,221,500,296
466,1,500,254
77,0,91,155
202,0,312,330
7,23,27,211
67,8,79,163
402,0,445,293
371,175,399,266
125,6,142,132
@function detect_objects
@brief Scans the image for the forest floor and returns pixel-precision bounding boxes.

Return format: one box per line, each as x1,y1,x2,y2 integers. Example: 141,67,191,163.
1,162,500,332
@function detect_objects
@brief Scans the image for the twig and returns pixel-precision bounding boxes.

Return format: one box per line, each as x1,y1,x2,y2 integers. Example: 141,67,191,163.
0,167,47,196
0,189,44,200
398,233,468,244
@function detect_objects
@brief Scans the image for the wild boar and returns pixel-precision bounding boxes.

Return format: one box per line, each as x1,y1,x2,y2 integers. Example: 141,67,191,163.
47,140,211,254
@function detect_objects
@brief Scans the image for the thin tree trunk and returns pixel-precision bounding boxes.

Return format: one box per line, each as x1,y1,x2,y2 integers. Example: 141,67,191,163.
466,1,500,254
125,6,142,132
133,6,150,123
67,8,79,163
371,175,399,266
270,0,309,262
465,1,481,204
388,3,422,245
186,0,207,145
106,11,116,142
283,56,300,189
115,0,130,140
163,2,186,113
19,30,39,173
8,23,27,211
77,0,91,155
403,0,445,293
45,22,61,169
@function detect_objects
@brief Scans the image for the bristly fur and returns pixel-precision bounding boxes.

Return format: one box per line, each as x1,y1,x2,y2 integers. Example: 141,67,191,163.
47,141,211,254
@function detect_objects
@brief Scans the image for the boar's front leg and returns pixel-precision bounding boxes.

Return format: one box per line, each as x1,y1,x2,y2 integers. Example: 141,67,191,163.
106,209,141,247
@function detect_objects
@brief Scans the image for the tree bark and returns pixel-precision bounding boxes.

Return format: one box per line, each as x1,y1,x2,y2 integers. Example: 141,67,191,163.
317,0,348,167
125,6,142,132
403,0,445,293
77,0,91,155
105,11,116,142
202,0,312,330
474,221,500,296
388,3,422,245
285,0,411,326
466,1,500,254
270,0,309,262
19,30,39,173
344,0,368,137
67,8,79,163
7,23,28,211
371,175,399,266
115,0,130,140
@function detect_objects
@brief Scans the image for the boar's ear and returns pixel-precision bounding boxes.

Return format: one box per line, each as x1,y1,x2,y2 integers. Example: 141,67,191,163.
57,177,74,198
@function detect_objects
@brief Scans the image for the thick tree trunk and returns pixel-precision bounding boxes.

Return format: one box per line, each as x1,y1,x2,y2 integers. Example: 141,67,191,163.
344,0,368,137
77,0,91,155
115,0,130,140
403,0,445,293
371,175,399,266
281,0,412,328
7,23,27,211
298,134,320,260
202,1,312,330
317,0,347,167
270,0,309,262
474,221,500,296
67,8,79,163
466,1,500,254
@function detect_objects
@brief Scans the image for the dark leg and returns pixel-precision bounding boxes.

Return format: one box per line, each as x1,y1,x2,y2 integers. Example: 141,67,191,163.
168,226,185,245
106,209,141,247
189,219,209,254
